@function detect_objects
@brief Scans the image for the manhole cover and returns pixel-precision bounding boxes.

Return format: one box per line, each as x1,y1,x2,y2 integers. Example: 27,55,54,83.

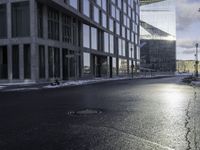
67,109,102,116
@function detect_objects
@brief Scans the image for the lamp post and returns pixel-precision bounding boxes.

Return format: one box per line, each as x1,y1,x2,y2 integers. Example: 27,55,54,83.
131,47,134,79
195,43,199,77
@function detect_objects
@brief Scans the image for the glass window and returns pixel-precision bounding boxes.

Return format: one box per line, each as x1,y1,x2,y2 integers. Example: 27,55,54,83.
110,34,114,54
12,45,19,79
83,24,90,48
109,18,114,32
24,44,31,79
102,12,107,28
83,0,90,17
91,27,97,50
102,0,107,11
122,26,126,38
62,14,72,43
137,46,140,60
0,4,7,38
93,6,99,23
111,0,116,4
123,2,127,14
37,3,43,38
111,5,115,18
12,1,30,37
119,58,128,75
118,38,122,56
116,22,120,35
69,0,78,9
96,0,101,7
83,52,90,74
129,43,134,58
112,57,117,76
39,45,45,78
123,15,127,26
0,46,7,79
122,40,126,56
127,29,130,40
48,47,60,78
116,8,120,21
48,7,59,40
104,32,109,53
117,0,122,9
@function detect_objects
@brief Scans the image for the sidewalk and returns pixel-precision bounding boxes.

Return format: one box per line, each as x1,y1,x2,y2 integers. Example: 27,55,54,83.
0,75,175,92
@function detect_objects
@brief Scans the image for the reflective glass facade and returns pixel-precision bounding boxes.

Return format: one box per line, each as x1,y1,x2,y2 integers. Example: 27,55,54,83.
140,0,176,72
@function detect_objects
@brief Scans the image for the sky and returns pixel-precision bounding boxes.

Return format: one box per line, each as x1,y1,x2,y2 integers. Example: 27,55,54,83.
176,0,200,60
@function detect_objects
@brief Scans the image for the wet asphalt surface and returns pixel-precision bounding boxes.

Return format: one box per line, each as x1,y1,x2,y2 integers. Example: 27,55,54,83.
0,77,200,150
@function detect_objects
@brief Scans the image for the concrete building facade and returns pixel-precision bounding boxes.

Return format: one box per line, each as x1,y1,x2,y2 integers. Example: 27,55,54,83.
0,0,140,83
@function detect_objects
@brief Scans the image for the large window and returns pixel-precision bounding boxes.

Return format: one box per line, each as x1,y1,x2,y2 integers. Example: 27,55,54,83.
83,0,90,17
39,46,45,78
69,0,78,9
104,33,109,53
83,53,90,74
93,6,99,23
48,47,60,78
119,58,128,75
0,4,7,38
48,7,59,40
91,27,97,50
83,24,90,48
110,34,114,54
24,45,31,79
102,12,107,28
37,3,43,38
12,1,30,37
62,14,72,43
109,18,114,32
0,46,7,79
118,38,126,56
104,33,114,54
12,45,19,79
112,57,117,76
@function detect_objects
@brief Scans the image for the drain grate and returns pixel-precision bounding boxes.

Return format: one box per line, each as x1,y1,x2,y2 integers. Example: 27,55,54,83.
67,109,102,116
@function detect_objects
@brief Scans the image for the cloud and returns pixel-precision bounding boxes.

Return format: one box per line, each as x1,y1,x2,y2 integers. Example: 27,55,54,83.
176,0,200,31
177,39,199,49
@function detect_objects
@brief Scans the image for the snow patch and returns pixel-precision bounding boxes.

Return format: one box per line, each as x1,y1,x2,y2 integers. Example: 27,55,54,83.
44,77,131,89
3,87,39,92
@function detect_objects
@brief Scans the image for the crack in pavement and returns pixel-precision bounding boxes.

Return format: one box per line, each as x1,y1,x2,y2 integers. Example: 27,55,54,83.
185,97,192,150
193,90,198,150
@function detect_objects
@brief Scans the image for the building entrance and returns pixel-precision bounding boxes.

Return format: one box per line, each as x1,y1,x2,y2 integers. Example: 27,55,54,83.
62,49,76,80
92,55,108,77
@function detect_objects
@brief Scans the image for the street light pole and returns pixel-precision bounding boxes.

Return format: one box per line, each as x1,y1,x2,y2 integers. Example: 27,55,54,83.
195,43,199,77
131,47,134,79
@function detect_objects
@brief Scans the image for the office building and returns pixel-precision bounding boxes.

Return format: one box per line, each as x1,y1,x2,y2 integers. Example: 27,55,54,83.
0,0,140,82
140,0,176,72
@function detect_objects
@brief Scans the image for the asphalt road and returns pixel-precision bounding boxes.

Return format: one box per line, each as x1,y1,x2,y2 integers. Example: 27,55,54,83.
0,77,200,150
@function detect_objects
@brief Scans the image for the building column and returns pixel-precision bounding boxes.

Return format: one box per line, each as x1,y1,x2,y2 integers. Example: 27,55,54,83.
60,48,63,80
7,2,12,81
45,45,49,80
30,0,38,81
19,44,24,80
59,12,63,80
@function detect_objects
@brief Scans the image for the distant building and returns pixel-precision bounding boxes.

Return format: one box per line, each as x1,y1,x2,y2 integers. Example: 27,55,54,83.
0,0,140,83
176,60,198,74
140,0,176,73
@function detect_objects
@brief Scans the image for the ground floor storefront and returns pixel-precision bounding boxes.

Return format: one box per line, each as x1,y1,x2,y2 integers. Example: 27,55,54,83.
0,44,139,83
